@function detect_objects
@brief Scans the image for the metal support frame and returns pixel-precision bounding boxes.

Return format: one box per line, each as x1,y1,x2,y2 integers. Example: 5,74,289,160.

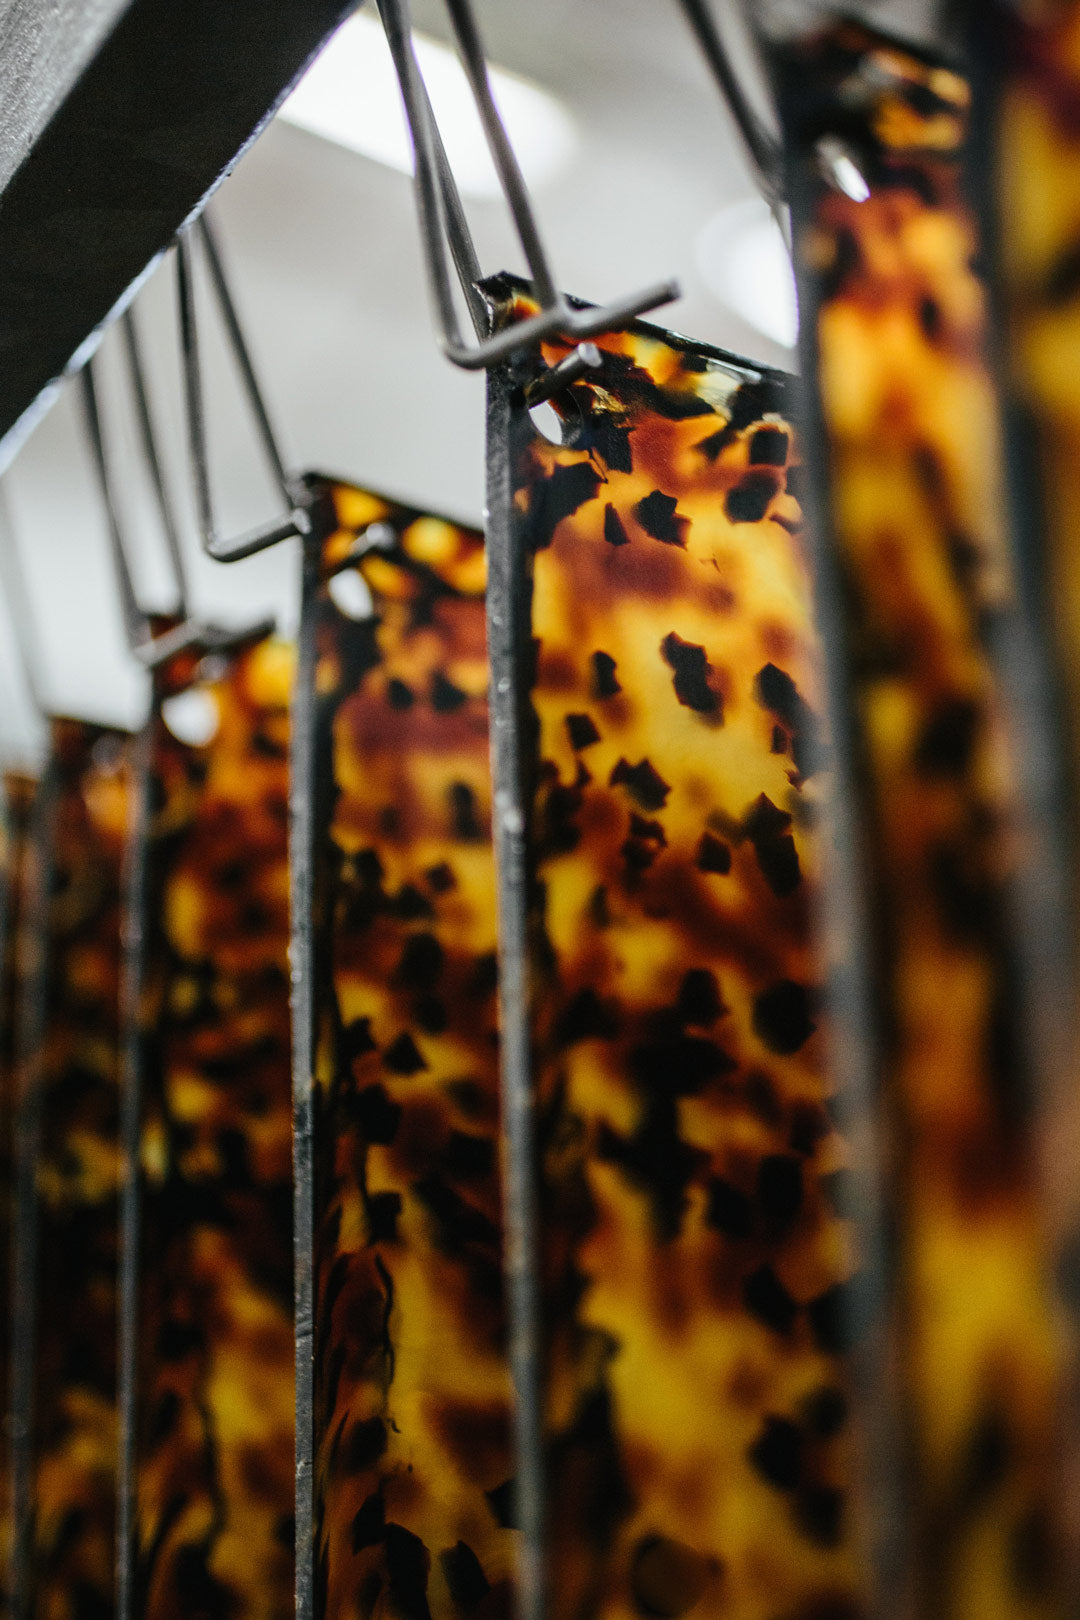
0,0,357,470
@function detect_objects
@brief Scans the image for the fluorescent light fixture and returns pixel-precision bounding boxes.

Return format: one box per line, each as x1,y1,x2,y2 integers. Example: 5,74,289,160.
279,12,578,200
696,198,799,351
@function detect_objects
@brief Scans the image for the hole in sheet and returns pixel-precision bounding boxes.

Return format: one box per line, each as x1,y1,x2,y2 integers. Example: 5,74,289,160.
161,687,221,747
329,569,375,621
529,401,565,445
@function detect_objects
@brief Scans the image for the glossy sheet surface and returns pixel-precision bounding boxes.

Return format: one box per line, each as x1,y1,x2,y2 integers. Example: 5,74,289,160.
490,284,865,1620
777,25,1065,1620
17,723,131,1620
983,0,1080,1581
130,640,295,1620
302,481,515,1620
0,771,36,1614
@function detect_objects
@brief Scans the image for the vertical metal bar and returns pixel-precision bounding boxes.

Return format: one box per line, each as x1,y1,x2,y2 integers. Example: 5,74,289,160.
121,311,189,618
442,0,559,310
422,81,487,339
115,721,152,1620
196,216,294,507
484,367,544,1620
79,365,147,652
176,231,216,559
375,0,473,359
676,0,783,201
7,760,58,1620
290,538,318,1620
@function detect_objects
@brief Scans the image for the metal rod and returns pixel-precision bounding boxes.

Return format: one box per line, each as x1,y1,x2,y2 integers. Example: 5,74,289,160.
175,231,216,561
121,310,189,618
177,221,309,561
376,0,475,359
443,0,559,310
523,342,601,407
207,514,306,567
419,70,487,339
290,537,320,1620
79,364,148,653
375,0,680,369
677,0,785,204
82,336,255,661
196,216,294,506
485,366,545,1620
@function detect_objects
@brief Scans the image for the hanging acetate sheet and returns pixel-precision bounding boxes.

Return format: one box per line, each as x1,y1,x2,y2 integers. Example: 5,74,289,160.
984,8,1080,968
124,637,295,1620
7,723,132,1620
775,24,1068,1620
486,281,869,1620
294,480,514,1620
0,769,38,1610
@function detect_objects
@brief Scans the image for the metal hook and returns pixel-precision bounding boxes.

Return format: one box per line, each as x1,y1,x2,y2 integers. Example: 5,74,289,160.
80,362,151,657
80,355,268,670
675,0,795,255
177,214,314,564
375,0,681,371
121,309,190,616
676,0,785,204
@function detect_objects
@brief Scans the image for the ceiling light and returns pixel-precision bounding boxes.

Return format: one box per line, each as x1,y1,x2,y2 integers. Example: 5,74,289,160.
696,198,799,351
278,13,578,200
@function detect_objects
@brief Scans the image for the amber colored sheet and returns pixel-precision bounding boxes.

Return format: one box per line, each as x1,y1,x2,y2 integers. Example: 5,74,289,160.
0,771,37,1611
489,283,865,1620
12,723,131,1620
130,639,295,1620
994,2,1080,769
777,24,1066,1620
984,0,1080,1584
302,480,515,1620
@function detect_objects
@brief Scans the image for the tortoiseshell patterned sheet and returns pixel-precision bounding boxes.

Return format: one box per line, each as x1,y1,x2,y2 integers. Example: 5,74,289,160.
983,0,1080,1584
300,479,515,1620
777,24,1066,1620
130,639,295,1620
487,281,866,1620
0,771,37,1614
993,1,1080,767
17,722,131,1620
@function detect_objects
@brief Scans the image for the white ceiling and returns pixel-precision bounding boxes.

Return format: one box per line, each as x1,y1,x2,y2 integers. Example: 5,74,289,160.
0,0,916,762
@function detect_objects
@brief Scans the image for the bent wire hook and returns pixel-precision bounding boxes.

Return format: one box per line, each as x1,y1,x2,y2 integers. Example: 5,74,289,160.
80,336,271,666
375,0,682,370
176,216,316,566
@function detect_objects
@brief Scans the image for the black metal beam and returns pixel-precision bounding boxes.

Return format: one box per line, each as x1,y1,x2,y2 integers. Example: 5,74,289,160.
0,0,357,467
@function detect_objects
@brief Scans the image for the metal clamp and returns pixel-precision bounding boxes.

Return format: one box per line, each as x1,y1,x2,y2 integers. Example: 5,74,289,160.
177,214,315,564
376,0,681,371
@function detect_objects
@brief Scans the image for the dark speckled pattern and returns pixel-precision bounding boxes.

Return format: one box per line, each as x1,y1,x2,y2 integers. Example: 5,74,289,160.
130,639,295,1620
487,283,866,1620
778,22,1067,1620
296,481,515,1620
302,479,516,1620
21,721,132,1620
0,771,37,1617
